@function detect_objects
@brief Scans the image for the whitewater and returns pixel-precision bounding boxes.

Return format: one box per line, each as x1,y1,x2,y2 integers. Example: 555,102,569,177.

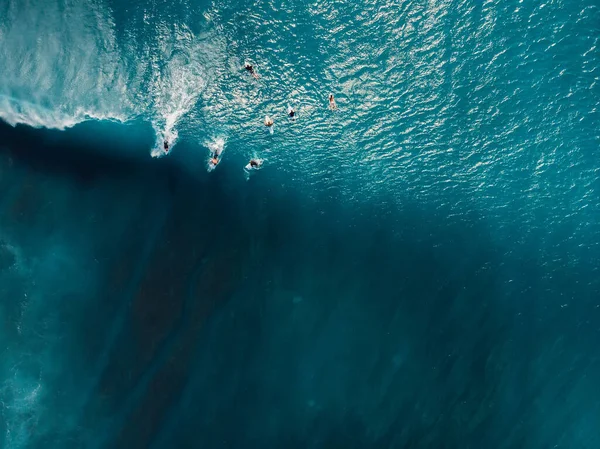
1,0,597,203
1,0,600,448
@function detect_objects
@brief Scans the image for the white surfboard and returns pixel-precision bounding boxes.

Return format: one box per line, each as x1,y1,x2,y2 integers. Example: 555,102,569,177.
245,159,263,171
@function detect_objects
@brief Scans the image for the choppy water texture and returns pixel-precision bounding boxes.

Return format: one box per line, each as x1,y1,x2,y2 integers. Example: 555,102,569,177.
1,0,600,447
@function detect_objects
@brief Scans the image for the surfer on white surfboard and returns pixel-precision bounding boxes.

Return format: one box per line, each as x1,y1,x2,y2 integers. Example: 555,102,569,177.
246,158,263,170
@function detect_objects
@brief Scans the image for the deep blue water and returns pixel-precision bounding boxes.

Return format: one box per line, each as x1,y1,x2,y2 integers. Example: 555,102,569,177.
1,0,600,447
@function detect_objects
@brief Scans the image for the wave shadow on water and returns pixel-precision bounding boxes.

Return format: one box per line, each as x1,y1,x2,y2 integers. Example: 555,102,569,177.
0,121,599,449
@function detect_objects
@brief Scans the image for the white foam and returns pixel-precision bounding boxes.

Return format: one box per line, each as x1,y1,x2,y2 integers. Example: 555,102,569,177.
148,25,226,156
151,127,179,158
0,1,228,133
0,0,135,130
0,0,228,155
207,137,226,155
1,372,43,449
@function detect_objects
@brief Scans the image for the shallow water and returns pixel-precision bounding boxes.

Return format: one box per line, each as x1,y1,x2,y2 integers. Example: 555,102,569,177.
1,0,600,447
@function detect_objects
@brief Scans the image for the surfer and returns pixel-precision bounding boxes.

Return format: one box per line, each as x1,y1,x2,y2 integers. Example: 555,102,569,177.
210,149,221,166
163,139,169,152
209,147,223,168
288,106,296,119
245,158,263,172
245,63,259,79
209,152,220,168
329,94,337,110
264,115,274,128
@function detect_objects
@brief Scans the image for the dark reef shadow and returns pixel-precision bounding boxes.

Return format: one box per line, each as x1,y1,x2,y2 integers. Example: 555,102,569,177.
0,119,598,449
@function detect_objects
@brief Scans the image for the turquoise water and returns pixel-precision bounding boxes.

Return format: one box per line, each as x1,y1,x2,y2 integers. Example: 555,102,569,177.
1,0,600,447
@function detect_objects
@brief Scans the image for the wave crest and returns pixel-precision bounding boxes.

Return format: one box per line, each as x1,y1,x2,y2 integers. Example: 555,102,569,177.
0,0,134,129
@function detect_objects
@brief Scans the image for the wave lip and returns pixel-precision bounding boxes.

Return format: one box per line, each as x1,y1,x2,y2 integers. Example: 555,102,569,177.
1,0,226,156
0,95,130,130
0,0,135,130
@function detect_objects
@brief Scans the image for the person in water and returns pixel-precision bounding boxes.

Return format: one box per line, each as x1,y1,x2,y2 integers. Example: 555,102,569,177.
264,115,274,127
210,151,220,166
245,64,259,79
288,107,296,119
249,158,262,168
210,146,223,167
329,94,337,110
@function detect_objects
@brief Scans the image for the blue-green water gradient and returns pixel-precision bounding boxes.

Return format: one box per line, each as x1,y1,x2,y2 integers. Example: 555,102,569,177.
0,0,599,447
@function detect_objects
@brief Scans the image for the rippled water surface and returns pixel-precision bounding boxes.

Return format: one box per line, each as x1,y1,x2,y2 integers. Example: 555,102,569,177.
0,0,599,447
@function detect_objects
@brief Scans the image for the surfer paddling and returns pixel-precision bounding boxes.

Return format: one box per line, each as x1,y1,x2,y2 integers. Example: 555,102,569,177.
209,147,223,169
288,106,296,120
245,158,263,173
210,151,220,167
245,63,259,79
329,94,337,110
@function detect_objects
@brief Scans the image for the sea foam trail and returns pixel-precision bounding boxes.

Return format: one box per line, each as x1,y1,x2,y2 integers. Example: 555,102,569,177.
148,25,227,156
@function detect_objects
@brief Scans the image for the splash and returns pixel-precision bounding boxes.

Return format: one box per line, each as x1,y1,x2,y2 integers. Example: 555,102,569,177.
0,0,227,153
149,24,226,156
0,0,133,129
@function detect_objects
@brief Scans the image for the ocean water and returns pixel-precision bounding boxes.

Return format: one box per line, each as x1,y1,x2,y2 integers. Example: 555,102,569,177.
1,0,600,447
